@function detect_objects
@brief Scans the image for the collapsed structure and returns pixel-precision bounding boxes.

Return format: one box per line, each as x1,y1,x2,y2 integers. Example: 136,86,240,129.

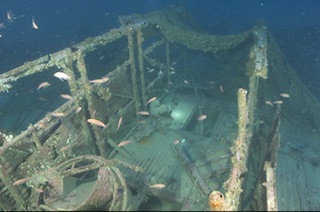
0,5,320,211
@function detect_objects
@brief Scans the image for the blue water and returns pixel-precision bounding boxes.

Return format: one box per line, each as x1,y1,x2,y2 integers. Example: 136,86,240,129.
1,0,320,80
0,0,320,126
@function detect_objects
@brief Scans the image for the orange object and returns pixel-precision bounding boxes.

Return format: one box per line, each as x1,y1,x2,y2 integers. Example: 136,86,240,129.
208,191,225,211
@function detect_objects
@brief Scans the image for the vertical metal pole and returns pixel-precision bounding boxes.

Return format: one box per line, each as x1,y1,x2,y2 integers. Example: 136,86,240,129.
76,51,103,156
166,40,171,90
63,52,78,96
127,28,141,115
137,29,146,110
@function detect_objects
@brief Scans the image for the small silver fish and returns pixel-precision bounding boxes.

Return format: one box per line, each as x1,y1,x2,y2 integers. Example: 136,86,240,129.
89,77,109,84
136,111,149,116
280,93,290,98
265,101,273,106
117,116,123,131
32,17,38,29
60,94,72,100
146,97,157,105
149,183,166,189
273,100,284,105
198,115,207,121
54,72,71,81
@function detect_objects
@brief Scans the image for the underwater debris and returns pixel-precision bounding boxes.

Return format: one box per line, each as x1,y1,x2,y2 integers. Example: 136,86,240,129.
50,112,65,117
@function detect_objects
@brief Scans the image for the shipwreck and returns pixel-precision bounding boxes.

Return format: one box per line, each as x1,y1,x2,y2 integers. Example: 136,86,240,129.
0,5,319,211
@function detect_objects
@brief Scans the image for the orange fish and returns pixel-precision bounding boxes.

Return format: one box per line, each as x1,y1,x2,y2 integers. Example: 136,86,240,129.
117,140,132,147
37,82,50,90
147,97,157,105
198,115,207,121
13,177,32,186
87,118,107,128
117,116,123,131
89,77,109,84
149,183,166,189
32,17,38,29
60,94,72,100
136,111,149,116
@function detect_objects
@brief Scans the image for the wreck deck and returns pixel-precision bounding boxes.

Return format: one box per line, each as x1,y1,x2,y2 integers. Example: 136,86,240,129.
1,5,320,211
111,94,235,210
276,118,320,210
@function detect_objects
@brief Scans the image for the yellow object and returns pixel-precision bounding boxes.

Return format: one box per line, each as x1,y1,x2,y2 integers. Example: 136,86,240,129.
208,191,225,211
